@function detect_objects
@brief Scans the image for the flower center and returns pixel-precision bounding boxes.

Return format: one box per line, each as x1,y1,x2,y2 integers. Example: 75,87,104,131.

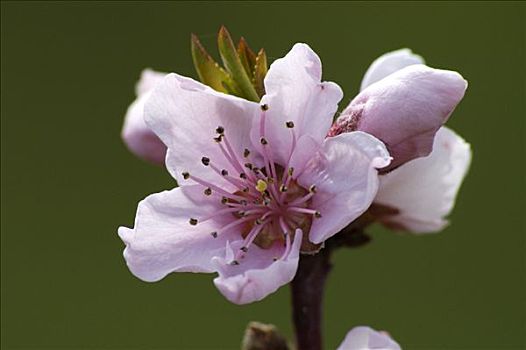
181,105,320,264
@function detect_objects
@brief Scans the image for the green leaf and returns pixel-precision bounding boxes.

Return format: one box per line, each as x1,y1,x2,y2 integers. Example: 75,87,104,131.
237,37,257,80
217,26,260,102
253,48,268,98
191,33,231,93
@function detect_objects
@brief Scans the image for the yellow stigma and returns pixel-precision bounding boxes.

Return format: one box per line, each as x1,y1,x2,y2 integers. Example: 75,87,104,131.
255,179,268,193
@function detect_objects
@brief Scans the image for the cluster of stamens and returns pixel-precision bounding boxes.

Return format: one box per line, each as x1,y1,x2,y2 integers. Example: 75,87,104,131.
181,105,321,265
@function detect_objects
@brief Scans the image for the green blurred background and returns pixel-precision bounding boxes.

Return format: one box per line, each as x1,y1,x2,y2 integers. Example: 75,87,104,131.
1,1,524,349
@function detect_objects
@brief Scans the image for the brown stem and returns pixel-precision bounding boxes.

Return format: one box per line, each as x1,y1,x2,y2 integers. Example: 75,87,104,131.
291,247,332,350
290,222,372,350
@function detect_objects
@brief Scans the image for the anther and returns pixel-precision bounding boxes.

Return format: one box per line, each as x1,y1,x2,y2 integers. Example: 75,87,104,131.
213,135,223,143
204,187,212,196
285,121,295,128
239,172,247,179
189,218,198,225
243,148,250,157
255,218,263,225
314,211,322,218
267,177,274,184
182,172,190,180
252,167,260,174
221,169,229,176
240,246,248,253
230,260,240,266
221,196,228,204
237,211,246,217
273,257,278,262
240,200,248,206
210,231,218,238
288,167,295,176
260,137,268,145
216,126,225,134
201,157,210,166
309,185,317,193
242,187,249,193
261,104,269,111
279,185,288,192
244,163,253,170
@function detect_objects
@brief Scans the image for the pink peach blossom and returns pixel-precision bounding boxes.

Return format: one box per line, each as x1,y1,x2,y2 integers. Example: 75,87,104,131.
121,68,167,165
354,49,471,233
118,44,391,304
337,326,401,350
330,49,467,171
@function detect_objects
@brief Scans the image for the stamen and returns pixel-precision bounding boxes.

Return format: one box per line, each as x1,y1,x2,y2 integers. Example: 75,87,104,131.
230,260,239,266
243,148,250,157
182,172,190,180
287,207,322,217
260,137,268,145
261,104,269,111
216,126,225,135
189,174,247,201
201,157,210,166
210,231,218,238
309,185,317,193
239,173,247,179
288,192,315,206
279,185,288,192
189,218,198,226
285,121,295,128
221,169,229,176
204,187,212,196
199,207,250,222
213,135,223,143
234,221,268,261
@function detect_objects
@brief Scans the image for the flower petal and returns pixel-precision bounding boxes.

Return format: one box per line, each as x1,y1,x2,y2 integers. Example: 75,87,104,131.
118,185,237,282
375,127,471,233
332,64,467,171
297,132,391,244
212,229,302,304
121,69,167,164
251,43,343,165
144,73,260,188
360,48,424,91
337,326,401,350
136,68,167,95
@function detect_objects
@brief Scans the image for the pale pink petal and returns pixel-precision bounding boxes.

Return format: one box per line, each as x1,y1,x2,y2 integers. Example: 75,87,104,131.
122,92,167,164
332,65,467,170
251,43,343,165
297,132,391,244
337,326,401,350
118,185,238,282
375,127,471,233
288,135,320,176
122,69,167,164
144,73,260,188
135,68,167,95
212,229,302,304
361,48,424,91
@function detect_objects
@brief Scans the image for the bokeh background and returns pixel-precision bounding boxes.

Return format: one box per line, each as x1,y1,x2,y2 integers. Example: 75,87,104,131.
1,2,525,349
